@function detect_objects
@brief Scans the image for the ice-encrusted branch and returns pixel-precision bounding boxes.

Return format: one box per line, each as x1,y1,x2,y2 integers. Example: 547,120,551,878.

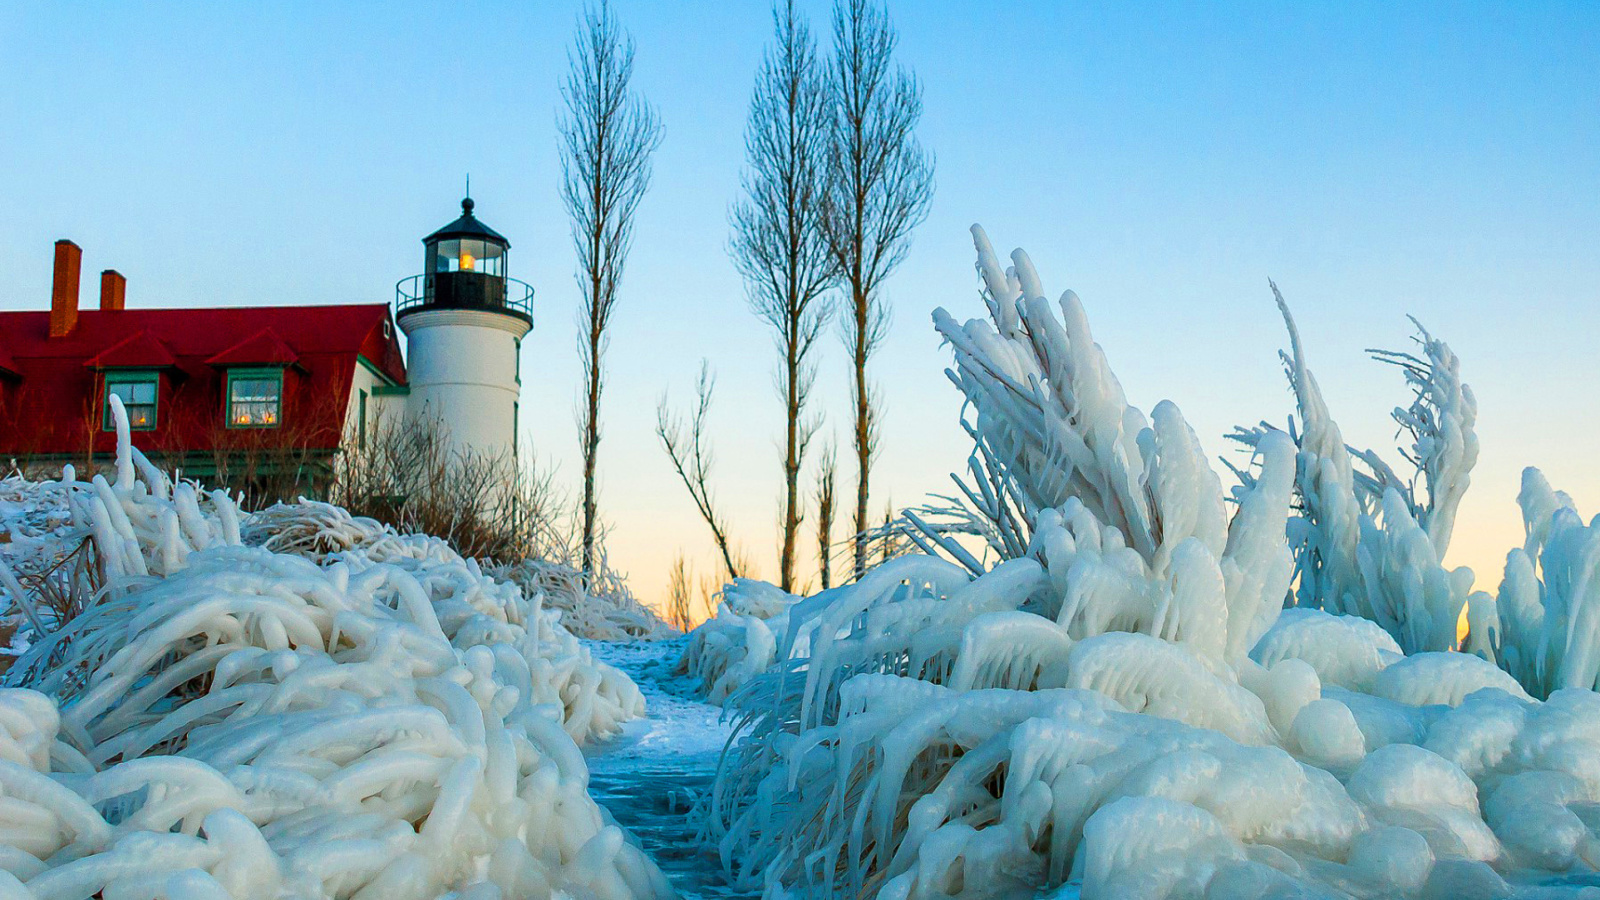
1367,319,1479,556
701,228,1576,900
1231,288,1473,653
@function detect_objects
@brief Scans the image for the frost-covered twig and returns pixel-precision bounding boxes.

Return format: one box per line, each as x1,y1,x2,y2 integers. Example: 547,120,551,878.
0,397,669,898
1230,292,1474,653
700,228,1584,900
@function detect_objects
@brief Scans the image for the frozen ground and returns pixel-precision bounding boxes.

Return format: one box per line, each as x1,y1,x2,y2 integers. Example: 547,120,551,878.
583,636,1085,899
584,637,751,899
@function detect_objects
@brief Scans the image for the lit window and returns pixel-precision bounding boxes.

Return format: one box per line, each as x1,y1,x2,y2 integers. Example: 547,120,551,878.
431,238,504,276
228,368,283,428
103,372,159,430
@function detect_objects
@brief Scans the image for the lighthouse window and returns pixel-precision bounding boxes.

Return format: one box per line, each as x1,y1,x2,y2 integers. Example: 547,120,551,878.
432,238,505,277
227,368,284,428
102,371,159,431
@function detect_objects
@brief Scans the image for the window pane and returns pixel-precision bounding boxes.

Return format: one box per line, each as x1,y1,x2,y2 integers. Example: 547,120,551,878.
231,378,279,402
105,376,158,430
435,240,460,272
229,372,282,426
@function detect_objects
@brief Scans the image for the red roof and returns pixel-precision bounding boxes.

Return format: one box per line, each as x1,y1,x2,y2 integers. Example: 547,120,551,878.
205,327,300,368
0,343,17,378
0,304,406,459
84,329,179,369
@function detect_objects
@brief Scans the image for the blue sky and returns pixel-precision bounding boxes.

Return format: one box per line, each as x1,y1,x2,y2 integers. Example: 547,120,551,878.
2,2,1597,608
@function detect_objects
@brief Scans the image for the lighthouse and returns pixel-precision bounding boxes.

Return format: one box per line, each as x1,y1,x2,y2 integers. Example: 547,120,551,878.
395,196,533,461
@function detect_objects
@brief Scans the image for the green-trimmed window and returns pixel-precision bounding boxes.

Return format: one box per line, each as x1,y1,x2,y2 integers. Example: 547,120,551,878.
226,368,284,428
103,371,159,430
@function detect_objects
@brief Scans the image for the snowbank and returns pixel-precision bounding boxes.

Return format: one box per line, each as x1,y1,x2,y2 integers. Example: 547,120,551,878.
701,229,1600,900
678,578,798,704
0,398,667,898
496,557,677,643
243,498,678,643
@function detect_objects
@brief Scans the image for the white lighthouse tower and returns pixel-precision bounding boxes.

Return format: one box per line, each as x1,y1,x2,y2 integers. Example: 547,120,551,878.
395,196,533,461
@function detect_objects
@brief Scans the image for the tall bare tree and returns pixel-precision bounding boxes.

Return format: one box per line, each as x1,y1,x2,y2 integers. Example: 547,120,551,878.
657,362,742,580
731,0,837,593
814,439,838,589
560,0,662,579
822,0,933,579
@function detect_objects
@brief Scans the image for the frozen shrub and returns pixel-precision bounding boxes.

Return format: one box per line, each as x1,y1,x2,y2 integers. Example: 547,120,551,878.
679,578,797,703
1230,297,1477,655
703,228,1600,900
0,397,666,898
495,555,676,642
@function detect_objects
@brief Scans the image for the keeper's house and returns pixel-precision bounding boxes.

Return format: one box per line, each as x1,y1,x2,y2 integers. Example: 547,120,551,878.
0,196,534,496
0,237,409,493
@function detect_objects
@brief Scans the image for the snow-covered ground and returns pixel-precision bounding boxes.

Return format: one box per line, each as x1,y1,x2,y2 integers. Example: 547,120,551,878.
583,637,750,899
583,636,1090,899
0,400,672,898
11,228,1600,899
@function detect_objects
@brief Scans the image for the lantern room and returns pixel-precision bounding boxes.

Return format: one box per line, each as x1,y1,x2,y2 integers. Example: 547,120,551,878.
396,196,533,324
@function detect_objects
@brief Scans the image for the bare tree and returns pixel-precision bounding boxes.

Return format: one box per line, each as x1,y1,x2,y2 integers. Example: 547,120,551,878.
731,0,837,594
814,438,837,589
657,362,742,579
822,0,934,579
666,551,695,632
560,0,663,579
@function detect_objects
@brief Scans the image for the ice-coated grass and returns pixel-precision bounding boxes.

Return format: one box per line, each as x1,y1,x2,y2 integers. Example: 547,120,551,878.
694,229,1600,900
0,397,668,898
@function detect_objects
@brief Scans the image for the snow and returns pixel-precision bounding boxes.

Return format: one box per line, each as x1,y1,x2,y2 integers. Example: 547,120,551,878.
0,398,669,898
687,228,1600,899
583,638,745,899
10,228,1600,900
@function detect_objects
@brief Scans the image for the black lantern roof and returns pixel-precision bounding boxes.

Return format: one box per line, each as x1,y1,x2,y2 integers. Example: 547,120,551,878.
423,197,509,247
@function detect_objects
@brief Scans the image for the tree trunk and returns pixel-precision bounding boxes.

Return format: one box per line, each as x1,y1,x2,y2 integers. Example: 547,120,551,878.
852,281,870,580
781,329,801,591
581,268,603,579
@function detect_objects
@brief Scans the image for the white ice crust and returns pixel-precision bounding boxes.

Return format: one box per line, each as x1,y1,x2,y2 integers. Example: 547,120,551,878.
0,397,667,899
691,229,1600,900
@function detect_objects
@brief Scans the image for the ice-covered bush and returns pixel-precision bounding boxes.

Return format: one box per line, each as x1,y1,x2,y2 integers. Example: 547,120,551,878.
0,398,667,898
678,578,798,703
495,556,676,642
1464,468,1600,699
1229,292,1600,703
245,497,676,642
2,400,244,658
1230,296,1478,655
1,470,86,661
703,228,1600,900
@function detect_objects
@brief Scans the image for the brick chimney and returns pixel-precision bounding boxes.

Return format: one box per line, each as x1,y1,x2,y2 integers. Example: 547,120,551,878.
100,269,126,311
50,239,82,338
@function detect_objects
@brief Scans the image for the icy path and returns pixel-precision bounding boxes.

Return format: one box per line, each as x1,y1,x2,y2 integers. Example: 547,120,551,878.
583,637,1083,900
584,638,752,899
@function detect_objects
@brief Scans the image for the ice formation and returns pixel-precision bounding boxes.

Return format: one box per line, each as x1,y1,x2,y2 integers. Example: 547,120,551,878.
679,578,796,704
1224,296,1478,657
1229,284,1600,705
698,228,1600,900
0,398,667,898
243,499,678,643
495,558,677,642
1465,468,1600,699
